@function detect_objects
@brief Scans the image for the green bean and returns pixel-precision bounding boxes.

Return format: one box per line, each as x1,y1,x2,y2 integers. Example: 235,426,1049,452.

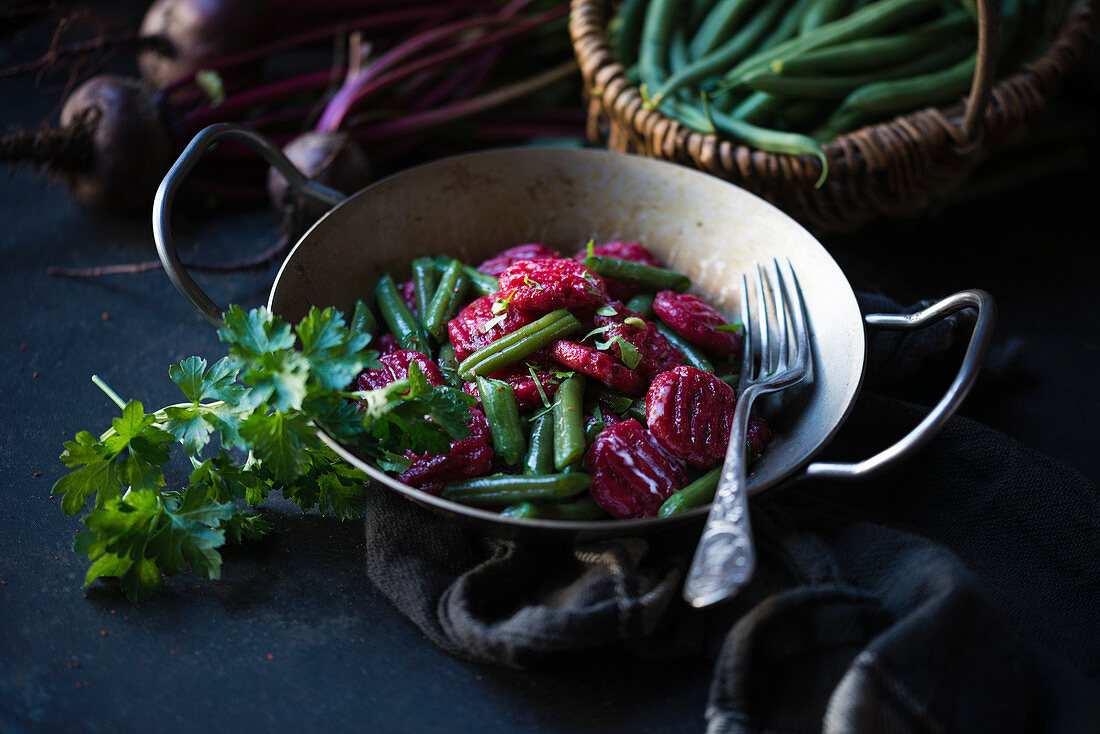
638,0,680,96
772,11,972,75
658,467,721,516
442,473,592,506
411,258,439,327
744,39,975,100
582,256,692,292
433,256,499,297
799,0,850,35
501,502,536,518
628,399,648,425
591,385,634,416
351,301,378,339
375,273,430,355
717,0,943,89
458,309,582,380
718,373,741,388
614,0,650,66
625,293,656,318
554,373,586,471
423,259,470,339
731,90,785,123
524,413,556,476
437,342,461,388
531,495,607,521
837,53,978,114
585,409,607,444
690,0,763,59
476,376,526,467
654,320,715,372
651,0,788,108
688,0,725,32
669,26,691,78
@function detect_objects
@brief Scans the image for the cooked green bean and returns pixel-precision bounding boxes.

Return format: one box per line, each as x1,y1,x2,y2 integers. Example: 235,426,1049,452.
458,309,582,380
625,293,656,318
654,320,715,372
554,373,587,471
658,467,721,516
524,413,556,476
591,385,635,416
423,259,470,339
375,273,430,355
476,376,526,467
582,256,692,292
411,257,439,327
772,11,972,75
501,502,536,518
442,473,592,506
585,409,608,444
531,495,606,520
351,301,378,339
628,399,648,424
433,256,499,297
719,373,741,388
437,342,461,387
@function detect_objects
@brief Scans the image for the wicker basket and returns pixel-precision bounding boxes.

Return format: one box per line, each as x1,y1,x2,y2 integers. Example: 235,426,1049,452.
570,0,1097,233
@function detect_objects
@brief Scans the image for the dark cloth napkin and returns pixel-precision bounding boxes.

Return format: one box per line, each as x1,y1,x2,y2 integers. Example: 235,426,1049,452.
363,294,1100,733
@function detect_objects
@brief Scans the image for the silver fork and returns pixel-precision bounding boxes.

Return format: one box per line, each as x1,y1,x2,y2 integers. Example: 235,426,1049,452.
683,258,812,608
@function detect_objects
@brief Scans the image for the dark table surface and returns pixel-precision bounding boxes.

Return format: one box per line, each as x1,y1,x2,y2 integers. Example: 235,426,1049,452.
2,6,1098,733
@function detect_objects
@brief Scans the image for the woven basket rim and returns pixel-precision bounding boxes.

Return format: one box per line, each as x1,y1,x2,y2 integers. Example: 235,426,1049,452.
571,0,1098,185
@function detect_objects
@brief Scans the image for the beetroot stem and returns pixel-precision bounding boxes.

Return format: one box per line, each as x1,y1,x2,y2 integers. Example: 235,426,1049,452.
353,60,578,143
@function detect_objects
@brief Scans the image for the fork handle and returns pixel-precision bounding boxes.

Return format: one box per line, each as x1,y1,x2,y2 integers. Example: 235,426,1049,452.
805,289,995,480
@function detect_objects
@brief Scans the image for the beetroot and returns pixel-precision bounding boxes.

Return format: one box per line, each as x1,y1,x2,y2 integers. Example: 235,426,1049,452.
397,409,494,494
138,0,269,89
497,258,607,312
645,366,770,468
584,419,687,519
356,350,444,392
266,131,372,239
477,243,558,277
550,340,645,396
653,291,743,359
448,294,542,363
592,301,683,380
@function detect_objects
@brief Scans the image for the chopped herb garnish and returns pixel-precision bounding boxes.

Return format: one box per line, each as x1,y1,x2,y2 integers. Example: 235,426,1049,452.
715,322,744,333
615,337,642,370
595,305,618,317
623,316,647,329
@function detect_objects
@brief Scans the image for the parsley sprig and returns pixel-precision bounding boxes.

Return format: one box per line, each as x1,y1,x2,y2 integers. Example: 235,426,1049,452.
55,303,471,603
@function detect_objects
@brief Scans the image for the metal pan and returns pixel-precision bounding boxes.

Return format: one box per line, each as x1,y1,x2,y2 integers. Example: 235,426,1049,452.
155,124,994,542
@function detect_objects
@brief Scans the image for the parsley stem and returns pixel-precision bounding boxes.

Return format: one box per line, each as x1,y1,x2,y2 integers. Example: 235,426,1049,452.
91,375,127,410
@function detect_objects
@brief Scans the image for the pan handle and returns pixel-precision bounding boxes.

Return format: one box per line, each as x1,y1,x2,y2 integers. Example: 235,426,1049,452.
803,289,996,480
153,123,346,327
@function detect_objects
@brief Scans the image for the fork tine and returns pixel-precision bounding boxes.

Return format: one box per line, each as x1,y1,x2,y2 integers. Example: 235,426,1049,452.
783,258,810,370
770,259,789,372
755,262,771,376
740,273,753,380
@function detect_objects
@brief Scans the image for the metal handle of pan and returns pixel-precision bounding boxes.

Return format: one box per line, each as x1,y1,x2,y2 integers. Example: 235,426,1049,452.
803,289,996,480
152,123,347,327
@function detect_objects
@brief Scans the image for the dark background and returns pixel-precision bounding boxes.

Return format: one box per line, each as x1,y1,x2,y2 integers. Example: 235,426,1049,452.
2,4,1097,732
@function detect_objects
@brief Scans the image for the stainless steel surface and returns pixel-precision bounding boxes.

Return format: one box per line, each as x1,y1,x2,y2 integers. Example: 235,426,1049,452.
685,260,813,607
804,289,995,479
153,123,345,327
155,127,992,541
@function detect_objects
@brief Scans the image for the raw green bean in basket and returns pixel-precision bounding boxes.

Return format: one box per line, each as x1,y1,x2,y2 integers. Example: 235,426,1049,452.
411,257,438,328
798,0,851,35
524,413,556,476
614,0,649,66
650,0,790,108
554,373,587,471
654,321,715,372
690,0,763,59
716,0,942,90
423,259,470,339
582,256,692,292
744,38,975,100
771,11,973,75
442,473,592,507
458,309,582,380
476,376,526,467
375,274,431,355
638,0,679,96
658,467,722,516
